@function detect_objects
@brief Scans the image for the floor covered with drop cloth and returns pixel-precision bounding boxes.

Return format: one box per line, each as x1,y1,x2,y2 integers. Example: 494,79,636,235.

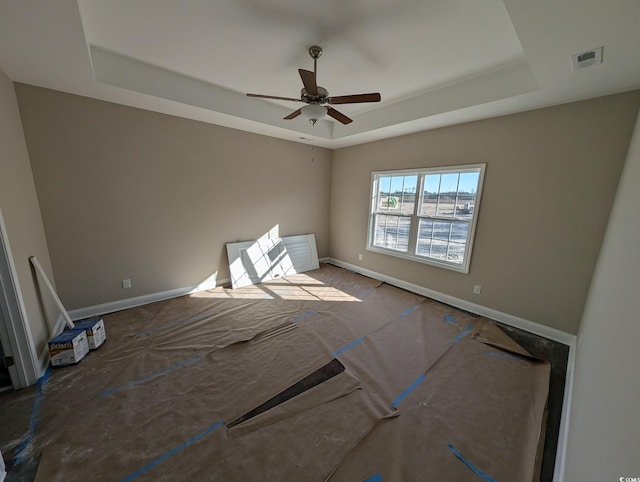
0,263,562,481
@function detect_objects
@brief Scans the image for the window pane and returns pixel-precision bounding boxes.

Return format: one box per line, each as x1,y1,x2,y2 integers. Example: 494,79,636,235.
416,218,433,256
439,173,460,192
421,174,440,216
455,172,479,219
436,172,458,216
458,172,479,193
447,243,466,263
417,219,468,264
433,220,452,241
399,175,418,215
377,174,418,215
377,176,392,211
436,194,456,217
451,221,469,243
387,176,404,214
429,239,448,260
421,171,481,219
396,217,411,251
373,214,411,252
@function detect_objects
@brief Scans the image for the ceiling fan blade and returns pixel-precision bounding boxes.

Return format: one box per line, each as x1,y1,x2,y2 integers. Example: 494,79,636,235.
284,108,302,120
298,69,318,96
327,107,353,125
328,93,381,105
247,93,302,102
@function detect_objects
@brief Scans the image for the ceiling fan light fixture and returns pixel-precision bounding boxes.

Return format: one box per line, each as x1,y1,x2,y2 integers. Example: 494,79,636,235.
246,46,380,126
300,104,327,124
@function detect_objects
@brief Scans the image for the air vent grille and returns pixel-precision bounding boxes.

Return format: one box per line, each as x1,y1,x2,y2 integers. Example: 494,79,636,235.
571,47,603,71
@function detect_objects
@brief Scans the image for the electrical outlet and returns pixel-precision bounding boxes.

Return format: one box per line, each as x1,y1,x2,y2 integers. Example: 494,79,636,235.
473,284,481,295
358,253,363,261
122,279,132,289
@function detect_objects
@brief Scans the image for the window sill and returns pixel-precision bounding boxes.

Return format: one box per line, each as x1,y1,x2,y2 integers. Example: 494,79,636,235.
366,245,470,274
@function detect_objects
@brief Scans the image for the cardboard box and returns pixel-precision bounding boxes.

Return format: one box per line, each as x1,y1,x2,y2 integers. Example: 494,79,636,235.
48,330,89,367
67,317,106,350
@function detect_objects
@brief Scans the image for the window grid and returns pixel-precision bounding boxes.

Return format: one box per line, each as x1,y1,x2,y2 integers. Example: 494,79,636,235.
368,164,485,273
419,172,470,263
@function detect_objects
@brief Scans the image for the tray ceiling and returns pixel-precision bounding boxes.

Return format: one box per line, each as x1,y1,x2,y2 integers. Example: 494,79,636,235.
0,0,639,148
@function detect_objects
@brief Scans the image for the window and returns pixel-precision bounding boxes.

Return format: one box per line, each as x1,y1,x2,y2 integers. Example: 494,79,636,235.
368,164,485,273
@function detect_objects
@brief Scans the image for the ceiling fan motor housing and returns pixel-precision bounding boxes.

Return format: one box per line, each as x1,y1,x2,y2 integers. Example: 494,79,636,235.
246,45,380,125
301,86,328,105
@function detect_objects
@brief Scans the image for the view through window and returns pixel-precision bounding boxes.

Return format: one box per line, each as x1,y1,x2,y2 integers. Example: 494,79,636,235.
368,164,485,273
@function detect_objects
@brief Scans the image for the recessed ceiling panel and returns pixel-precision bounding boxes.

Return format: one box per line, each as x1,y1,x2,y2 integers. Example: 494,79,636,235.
80,0,525,111
2,0,637,147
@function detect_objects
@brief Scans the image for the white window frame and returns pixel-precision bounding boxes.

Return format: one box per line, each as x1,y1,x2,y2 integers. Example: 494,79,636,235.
367,163,486,273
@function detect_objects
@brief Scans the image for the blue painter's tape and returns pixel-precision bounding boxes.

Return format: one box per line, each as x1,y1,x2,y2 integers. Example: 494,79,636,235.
136,312,215,337
453,323,474,344
400,304,420,317
391,373,426,408
120,421,224,482
12,367,52,465
331,337,365,357
444,314,458,325
98,355,203,397
485,351,524,361
290,310,317,323
358,287,377,297
447,443,497,482
364,474,383,482
321,273,345,284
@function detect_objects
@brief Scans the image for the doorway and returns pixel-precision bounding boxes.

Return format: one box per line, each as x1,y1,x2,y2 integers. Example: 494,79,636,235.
0,274,16,392
0,336,12,392
0,207,39,390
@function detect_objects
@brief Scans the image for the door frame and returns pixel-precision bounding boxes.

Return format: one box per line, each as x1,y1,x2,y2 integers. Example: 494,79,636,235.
0,315,14,392
0,207,39,389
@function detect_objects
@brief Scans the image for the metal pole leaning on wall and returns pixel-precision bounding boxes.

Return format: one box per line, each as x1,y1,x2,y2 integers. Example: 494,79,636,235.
29,256,75,330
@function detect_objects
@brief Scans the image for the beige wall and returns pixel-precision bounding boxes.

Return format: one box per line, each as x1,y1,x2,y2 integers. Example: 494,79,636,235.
330,91,640,334
0,70,58,358
16,84,332,310
12,80,639,335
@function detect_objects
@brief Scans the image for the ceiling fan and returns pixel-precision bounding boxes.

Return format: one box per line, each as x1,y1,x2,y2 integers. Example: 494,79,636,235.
246,46,381,125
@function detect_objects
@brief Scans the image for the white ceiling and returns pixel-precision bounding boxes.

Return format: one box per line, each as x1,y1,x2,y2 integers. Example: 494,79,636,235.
0,0,639,149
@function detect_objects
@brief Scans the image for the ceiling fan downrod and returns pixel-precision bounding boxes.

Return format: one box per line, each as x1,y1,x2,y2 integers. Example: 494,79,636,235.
308,45,322,77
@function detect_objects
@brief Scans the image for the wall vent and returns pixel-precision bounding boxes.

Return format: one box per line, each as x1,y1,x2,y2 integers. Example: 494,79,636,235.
571,47,603,71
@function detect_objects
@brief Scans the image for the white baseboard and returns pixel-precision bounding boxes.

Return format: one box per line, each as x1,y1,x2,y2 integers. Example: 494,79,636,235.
325,258,575,345
324,257,575,482
61,277,230,323
553,342,576,482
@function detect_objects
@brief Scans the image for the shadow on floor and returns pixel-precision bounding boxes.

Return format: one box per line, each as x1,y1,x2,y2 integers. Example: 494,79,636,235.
494,321,569,482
